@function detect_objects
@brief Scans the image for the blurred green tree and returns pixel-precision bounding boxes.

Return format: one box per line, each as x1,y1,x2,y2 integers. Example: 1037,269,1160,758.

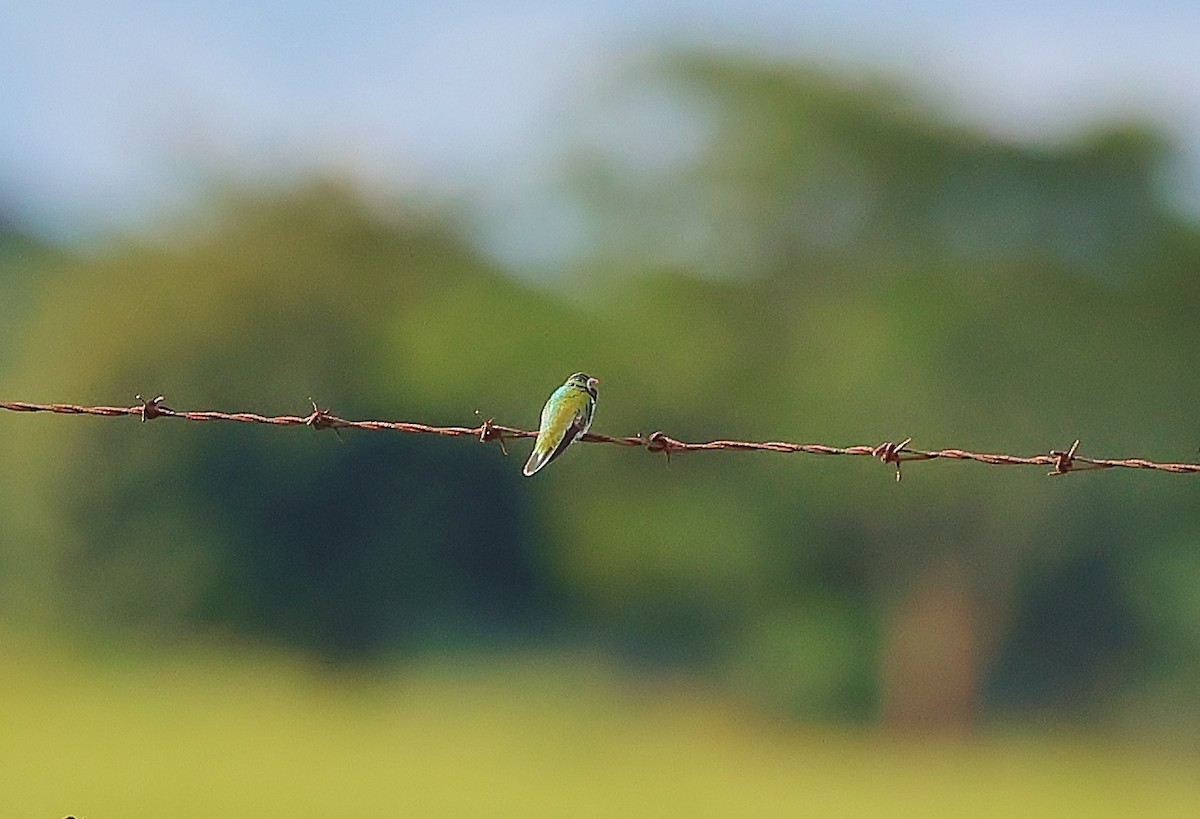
0,185,557,658
549,53,1200,730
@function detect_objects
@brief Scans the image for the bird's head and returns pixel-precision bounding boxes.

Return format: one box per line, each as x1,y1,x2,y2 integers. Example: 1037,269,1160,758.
566,372,600,396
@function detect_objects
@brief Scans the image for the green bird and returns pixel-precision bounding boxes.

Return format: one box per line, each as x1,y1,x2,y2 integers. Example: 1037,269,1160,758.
523,372,599,477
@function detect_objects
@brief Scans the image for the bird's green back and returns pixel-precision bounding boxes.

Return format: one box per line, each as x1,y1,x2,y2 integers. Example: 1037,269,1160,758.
533,383,593,455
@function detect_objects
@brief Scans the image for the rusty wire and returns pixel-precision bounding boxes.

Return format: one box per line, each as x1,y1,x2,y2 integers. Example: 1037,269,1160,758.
2,396,1199,479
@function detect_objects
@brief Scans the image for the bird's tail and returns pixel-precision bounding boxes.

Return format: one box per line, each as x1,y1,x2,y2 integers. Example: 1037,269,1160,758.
523,446,553,477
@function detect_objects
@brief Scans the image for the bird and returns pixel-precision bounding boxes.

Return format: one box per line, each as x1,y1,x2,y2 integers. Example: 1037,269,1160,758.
523,372,599,476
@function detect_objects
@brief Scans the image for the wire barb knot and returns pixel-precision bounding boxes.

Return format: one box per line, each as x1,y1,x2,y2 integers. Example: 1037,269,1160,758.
873,437,913,482
1049,439,1081,476
304,400,337,431
135,394,170,422
475,412,508,455
644,430,675,463
477,417,508,455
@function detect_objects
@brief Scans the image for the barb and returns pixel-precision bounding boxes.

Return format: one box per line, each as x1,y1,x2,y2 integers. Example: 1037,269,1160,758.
3,398,1200,477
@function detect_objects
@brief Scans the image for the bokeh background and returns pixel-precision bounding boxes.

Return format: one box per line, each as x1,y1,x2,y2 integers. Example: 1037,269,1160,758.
3,2,1200,816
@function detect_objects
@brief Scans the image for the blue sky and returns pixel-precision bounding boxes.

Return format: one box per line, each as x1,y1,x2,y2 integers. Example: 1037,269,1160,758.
4,1,1200,245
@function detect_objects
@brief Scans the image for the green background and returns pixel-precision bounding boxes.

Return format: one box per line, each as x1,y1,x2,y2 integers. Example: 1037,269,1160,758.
3,55,1199,816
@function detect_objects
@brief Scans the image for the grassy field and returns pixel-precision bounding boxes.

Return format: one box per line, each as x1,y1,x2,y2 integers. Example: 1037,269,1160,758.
3,636,1198,819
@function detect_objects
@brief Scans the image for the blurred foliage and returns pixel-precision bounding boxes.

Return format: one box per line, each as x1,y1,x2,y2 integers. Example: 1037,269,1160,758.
0,216,62,378
2,53,1200,733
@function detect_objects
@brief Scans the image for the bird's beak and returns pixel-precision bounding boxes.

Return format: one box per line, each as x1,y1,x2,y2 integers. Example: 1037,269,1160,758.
588,377,600,390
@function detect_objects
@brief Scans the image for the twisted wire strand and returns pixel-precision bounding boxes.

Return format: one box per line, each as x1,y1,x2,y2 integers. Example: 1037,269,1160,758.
3,397,1198,478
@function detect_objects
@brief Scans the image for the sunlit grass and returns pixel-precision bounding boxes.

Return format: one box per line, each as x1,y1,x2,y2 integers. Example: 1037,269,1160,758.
3,635,1197,819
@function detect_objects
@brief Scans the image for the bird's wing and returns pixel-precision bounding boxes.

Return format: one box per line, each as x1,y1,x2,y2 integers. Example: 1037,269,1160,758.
542,410,587,466
523,391,590,476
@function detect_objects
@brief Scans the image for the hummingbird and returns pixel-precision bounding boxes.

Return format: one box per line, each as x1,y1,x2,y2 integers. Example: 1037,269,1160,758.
523,372,599,477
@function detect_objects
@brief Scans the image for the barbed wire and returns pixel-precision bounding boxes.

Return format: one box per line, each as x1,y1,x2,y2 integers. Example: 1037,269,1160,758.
3,396,1198,480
